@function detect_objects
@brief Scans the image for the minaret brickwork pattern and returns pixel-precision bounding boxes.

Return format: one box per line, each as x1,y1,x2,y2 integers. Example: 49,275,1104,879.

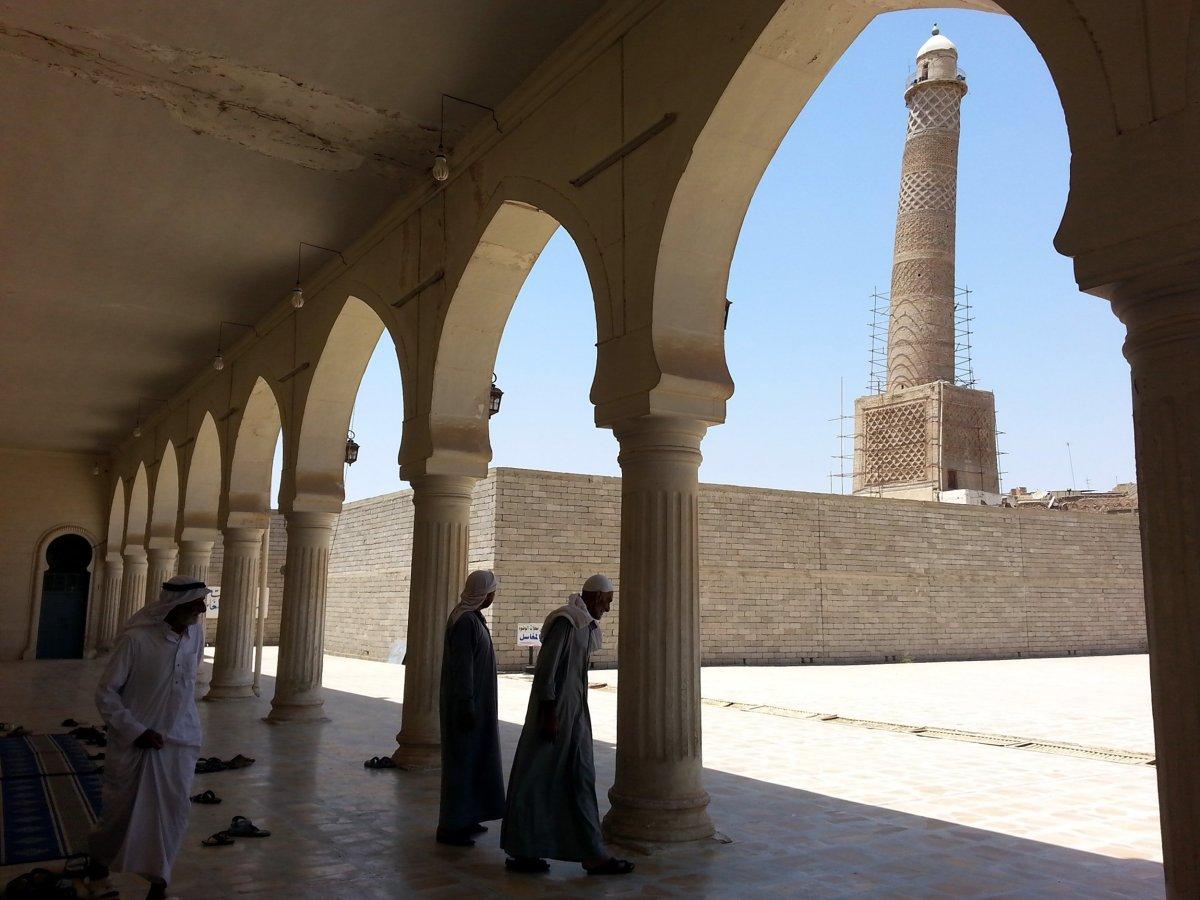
886,31,967,390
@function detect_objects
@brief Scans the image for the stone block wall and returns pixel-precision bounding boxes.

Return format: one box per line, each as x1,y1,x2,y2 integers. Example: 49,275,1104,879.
207,467,1145,672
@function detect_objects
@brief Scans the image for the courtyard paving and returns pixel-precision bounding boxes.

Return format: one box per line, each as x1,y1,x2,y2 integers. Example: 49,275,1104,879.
0,651,1162,898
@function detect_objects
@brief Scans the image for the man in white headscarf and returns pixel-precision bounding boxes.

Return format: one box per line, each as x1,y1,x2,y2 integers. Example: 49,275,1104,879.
87,575,209,900
437,569,505,846
501,574,634,876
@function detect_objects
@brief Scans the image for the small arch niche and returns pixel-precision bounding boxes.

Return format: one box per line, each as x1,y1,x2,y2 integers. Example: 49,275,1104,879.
36,533,93,659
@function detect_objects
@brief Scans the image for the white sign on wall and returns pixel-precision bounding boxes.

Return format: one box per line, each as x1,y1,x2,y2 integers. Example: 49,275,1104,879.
206,587,221,615
517,623,542,647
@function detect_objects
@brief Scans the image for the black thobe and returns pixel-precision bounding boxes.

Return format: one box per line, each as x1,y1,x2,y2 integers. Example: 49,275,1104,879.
438,611,505,830
501,615,606,861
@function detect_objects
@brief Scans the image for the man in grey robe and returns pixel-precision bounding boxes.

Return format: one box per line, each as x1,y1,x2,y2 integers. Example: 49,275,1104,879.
87,576,210,900
501,574,634,876
437,569,505,846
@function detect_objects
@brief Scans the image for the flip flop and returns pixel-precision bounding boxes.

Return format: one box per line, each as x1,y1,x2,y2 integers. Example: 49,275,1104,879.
227,815,271,837
61,718,80,727
504,857,550,873
190,789,222,804
201,831,235,847
584,858,635,876
225,754,255,769
364,756,396,769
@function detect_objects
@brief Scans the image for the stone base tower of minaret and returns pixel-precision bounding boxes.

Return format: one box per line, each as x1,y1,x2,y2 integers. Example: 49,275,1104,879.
853,26,1000,500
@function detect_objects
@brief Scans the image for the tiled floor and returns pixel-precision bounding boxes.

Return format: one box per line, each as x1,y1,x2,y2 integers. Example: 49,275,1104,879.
0,652,1163,898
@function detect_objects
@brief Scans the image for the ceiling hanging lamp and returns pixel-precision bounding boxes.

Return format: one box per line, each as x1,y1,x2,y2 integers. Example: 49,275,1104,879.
430,94,503,183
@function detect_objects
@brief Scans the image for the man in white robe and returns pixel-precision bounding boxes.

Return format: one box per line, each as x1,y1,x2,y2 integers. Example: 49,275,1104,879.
87,575,209,900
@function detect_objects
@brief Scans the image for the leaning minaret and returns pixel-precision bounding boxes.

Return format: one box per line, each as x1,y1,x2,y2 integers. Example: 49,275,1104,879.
887,24,965,390
853,26,999,501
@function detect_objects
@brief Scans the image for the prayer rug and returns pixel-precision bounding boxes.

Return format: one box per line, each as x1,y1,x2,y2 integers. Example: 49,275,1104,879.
0,735,102,865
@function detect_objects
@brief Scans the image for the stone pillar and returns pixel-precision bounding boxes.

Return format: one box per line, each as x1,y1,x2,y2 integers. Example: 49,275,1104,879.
178,539,216,693
603,415,715,842
177,540,215,582
206,530,262,700
268,511,337,722
118,549,148,628
97,553,124,650
144,546,178,606
392,474,475,768
1112,274,1200,898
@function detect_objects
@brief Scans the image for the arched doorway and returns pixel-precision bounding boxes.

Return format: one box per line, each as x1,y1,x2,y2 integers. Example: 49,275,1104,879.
36,533,93,659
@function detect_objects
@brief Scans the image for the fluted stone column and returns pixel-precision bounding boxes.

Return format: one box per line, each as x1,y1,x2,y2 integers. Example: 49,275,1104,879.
603,415,715,843
98,553,124,650
208,531,264,700
392,474,475,768
178,539,216,692
1112,273,1200,898
268,511,337,723
144,546,178,606
118,549,148,628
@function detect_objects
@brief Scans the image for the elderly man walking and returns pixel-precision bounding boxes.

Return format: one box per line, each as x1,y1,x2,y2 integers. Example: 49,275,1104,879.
87,575,210,900
501,574,634,876
437,569,505,846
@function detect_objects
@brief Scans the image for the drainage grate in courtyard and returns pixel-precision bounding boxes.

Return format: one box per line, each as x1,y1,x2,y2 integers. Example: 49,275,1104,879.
913,727,1030,747
826,716,922,733
1014,740,1156,765
700,696,1154,766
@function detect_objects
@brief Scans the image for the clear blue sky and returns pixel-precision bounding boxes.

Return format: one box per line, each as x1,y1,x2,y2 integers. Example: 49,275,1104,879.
321,8,1135,505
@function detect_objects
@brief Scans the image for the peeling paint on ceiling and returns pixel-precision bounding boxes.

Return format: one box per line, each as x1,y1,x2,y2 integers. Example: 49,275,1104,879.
0,17,435,178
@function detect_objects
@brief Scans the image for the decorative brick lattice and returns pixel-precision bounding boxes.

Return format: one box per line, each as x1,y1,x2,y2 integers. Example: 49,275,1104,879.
860,402,928,485
907,84,962,135
943,402,996,460
898,170,956,214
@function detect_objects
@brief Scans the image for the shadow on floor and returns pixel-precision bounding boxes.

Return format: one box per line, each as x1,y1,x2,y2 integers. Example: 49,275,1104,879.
0,659,1164,899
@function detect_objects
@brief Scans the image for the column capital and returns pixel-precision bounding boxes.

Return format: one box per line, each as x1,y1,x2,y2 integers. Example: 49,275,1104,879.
1104,260,1200,364
612,413,708,449
284,510,339,533
145,545,178,560
178,539,216,556
122,546,147,563
220,526,265,546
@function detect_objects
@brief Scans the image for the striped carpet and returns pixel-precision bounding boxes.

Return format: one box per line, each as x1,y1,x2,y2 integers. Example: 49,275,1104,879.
0,735,103,865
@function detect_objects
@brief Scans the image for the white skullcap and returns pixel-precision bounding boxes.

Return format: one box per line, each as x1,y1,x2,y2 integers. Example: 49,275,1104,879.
582,574,614,593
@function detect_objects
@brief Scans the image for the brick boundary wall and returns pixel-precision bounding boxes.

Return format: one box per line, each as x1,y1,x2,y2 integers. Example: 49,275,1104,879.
205,468,1146,672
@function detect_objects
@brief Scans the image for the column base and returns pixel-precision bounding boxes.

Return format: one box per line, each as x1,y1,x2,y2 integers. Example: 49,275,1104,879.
203,682,256,701
391,736,440,770
602,788,715,843
265,700,329,724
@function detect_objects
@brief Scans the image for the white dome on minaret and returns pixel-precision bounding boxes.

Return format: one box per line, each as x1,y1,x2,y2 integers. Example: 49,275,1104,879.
917,24,957,58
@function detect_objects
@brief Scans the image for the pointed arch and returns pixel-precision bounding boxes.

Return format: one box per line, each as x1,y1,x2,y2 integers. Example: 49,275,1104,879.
125,463,150,550
105,479,126,554
292,296,390,510
417,193,604,475
227,377,283,528
649,0,1105,417
147,441,180,548
182,412,222,541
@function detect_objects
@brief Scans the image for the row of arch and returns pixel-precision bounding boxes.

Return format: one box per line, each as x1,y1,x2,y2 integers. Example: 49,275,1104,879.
84,0,1199,889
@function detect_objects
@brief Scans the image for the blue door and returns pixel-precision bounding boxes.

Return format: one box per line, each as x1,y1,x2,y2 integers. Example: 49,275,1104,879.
36,534,92,659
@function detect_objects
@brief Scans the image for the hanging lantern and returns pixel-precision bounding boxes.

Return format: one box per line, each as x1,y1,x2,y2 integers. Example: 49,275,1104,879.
289,285,305,309
489,373,504,417
344,430,360,465
431,146,450,182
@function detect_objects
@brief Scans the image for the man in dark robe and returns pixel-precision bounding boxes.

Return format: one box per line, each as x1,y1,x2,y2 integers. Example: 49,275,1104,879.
436,569,505,846
501,574,634,876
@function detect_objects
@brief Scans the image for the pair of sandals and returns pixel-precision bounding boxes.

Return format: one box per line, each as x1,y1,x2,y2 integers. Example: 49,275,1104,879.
2,724,31,738
190,789,222,805
363,756,397,769
68,726,106,745
504,856,635,876
195,754,255,774
202,816,271,846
